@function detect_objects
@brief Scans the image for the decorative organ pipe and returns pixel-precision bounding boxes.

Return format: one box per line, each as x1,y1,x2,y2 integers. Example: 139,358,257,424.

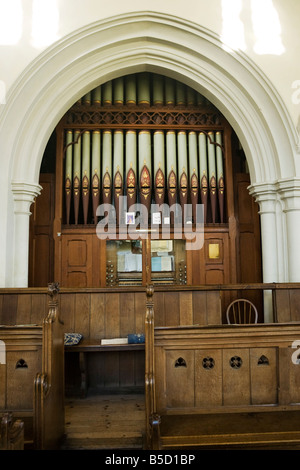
102,130,112,207
73,130,81,225
92,130,101,224
188,131,199,224
198,132,208,223
65,130,73,225
113,130,124,222
64,128,225,226
166,131,177,223
153,131,165,205
82,131,90,225
177,131,188,221
125,130,137,210
207,131,217,223
138,131,152,214
216,131,225,223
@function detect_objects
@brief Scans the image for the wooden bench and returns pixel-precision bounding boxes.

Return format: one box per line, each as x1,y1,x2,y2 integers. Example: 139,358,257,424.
145,285,300,450
65,341,145,397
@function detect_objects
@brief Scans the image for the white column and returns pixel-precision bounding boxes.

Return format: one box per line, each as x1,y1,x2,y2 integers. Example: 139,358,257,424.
11,182,42,287
277,178,300,282
249,183,279,322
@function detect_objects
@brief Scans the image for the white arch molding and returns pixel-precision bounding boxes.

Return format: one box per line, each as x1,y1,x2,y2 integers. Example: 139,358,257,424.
0,12,300,289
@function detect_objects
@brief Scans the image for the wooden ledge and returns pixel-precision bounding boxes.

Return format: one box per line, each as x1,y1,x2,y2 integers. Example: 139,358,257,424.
65,341,145,352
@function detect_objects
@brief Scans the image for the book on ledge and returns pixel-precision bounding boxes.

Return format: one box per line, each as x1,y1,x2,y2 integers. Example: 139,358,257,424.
100,337,128,345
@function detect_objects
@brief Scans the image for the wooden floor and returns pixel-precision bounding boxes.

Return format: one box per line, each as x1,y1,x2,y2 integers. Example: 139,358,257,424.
62,393,145,450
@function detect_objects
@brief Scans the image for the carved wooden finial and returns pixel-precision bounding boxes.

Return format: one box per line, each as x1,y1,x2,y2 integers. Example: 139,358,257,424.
47,282,60,297
146,284,154,303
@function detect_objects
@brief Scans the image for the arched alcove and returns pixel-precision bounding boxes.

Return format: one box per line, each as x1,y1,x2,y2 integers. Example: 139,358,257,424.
0,12,298,287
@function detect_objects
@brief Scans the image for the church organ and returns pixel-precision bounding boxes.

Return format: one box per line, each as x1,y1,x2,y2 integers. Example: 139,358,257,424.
31,72,261,289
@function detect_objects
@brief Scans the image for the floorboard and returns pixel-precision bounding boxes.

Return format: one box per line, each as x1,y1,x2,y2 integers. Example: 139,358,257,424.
62,393,145,450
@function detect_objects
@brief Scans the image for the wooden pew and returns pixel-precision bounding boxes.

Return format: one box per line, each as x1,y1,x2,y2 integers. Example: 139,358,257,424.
0,283,65,449
34,282,65,449
0,324,43,447
145,285,300,450
0,413,24,450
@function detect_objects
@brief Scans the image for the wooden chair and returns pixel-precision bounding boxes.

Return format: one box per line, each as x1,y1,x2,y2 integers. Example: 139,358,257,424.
226,299,258,324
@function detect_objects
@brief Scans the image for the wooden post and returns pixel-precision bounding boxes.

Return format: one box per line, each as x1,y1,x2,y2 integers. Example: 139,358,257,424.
145,284,156,449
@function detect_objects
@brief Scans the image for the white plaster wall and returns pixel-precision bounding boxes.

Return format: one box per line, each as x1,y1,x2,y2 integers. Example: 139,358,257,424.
1,1,300,130
0,1,299,287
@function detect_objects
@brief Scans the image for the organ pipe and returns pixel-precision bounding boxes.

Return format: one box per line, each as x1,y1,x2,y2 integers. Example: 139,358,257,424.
65,130,73,225
125,75,136,106
177,131,188,221
188,131,199,223
152,74,164,106
207,131,217,223
138,130,152,214
114,77,124,106
165,78,175,106
126,130,137,210
198,132,208,223
92,85,101,104
82,131,90,225
102,130,112,207
138,73,150,106
166,131,177,223
103,80,112,106
92,130,101,223
216,131,225,223
113,130,124,222
153,131,165,205
73,130,81,225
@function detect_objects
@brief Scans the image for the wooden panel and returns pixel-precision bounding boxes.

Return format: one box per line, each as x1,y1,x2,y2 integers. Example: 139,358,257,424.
164,292,180,326
0,364,6,408
288,356,300,404
195,349,222,407
165,350,195,408
289,290,300,322
61,235,93,287
74,293,90,339
274,290,293,323
235,174,262,284
90,293,105,341
206,291,222,325
7,350,42,409
192,291,209,325
179,292,193,325
250,347,278,405
29,174,55,287
222,348,250,406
